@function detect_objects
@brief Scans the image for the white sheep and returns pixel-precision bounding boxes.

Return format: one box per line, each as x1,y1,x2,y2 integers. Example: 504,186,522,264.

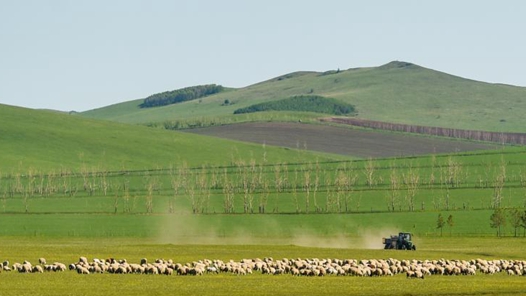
206,266,218,274
407,270,424,279
32,265,44,273
76,266,90,274
19,263,33,273
53,263,67,272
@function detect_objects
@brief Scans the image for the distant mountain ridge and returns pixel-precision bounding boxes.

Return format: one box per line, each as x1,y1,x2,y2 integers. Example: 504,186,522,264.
80,61,526,133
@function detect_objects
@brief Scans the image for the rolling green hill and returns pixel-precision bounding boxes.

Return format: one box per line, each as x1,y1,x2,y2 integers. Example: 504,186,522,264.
81,61,526,133
0,104,345,172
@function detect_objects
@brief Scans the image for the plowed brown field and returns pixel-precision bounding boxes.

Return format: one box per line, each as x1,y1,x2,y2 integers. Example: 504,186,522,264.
184,122,497,158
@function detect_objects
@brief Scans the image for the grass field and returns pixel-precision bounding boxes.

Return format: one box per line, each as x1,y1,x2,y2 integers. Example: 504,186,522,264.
1,237,526,296
0,210,522,240
2,105,526,295
2,145,526,237
81,61,526,133
3,269,525,296
0,104,345,171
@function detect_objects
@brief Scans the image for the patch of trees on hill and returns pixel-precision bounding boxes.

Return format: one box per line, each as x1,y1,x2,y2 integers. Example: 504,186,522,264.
233,95,355,116
139,84,224,108
324,117,526,145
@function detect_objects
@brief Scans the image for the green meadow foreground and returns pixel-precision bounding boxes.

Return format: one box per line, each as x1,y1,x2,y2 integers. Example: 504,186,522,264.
0,237,525,296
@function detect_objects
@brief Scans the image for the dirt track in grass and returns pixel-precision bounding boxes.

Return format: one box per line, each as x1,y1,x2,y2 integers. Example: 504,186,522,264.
183,122,497,158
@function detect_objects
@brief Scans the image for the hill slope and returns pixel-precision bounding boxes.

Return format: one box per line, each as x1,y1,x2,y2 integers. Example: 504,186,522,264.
0,104,344,172
81,61,526,133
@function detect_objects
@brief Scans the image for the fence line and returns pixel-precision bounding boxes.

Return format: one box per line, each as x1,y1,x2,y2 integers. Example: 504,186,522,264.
323,117,526,145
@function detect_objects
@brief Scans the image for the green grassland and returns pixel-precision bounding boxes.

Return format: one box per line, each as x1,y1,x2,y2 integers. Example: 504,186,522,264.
1,238,526,296
2,146,526,237
0,104,345,172
3,266,525,296
0,209,521,239
81,61,526,133
3,104,526,295
2,105,525,239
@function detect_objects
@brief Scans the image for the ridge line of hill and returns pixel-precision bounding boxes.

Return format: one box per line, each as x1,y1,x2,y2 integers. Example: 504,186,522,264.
79,60,526,133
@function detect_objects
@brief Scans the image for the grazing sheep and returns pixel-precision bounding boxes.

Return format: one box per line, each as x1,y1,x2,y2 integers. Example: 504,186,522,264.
32,265,44,273
115,266,128,274
206,266,218,274
349,267,364,277
106,258,116,264
187,267,204,276
54,263,67,272
466,267,476,276
407,270,424,279
146,266,159,275
3,256,526,278
290,267,300,276
164,267,173,276
44,265,54,272
90,265,103,274
19,263,33,273
234,267,246,276
420,268,431,276
77,266,90,274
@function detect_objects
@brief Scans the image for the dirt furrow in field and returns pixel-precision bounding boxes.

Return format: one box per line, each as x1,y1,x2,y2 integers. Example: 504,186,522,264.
183,122,497,158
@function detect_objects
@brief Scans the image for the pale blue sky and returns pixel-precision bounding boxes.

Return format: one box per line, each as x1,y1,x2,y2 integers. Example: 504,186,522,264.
1,0,524,111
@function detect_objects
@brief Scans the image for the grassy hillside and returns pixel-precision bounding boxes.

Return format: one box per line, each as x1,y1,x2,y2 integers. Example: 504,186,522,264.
0,104,345,172
81,61,526,133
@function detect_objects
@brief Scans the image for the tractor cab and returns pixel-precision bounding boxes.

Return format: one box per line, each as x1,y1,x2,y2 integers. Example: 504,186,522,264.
399,232,411,242
397,232,415,250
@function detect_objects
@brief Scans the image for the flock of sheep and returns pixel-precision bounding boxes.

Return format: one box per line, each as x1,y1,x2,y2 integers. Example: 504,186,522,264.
2,257,526,278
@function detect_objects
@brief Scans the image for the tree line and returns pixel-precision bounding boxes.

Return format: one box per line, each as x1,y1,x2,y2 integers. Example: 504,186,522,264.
324,117,526,145
2,154,526,216
438,209,526,237
233,95,355,116
139,84,224,108
488,206,526,237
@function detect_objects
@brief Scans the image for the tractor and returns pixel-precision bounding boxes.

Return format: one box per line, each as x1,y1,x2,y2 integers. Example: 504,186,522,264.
382,232,416,250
